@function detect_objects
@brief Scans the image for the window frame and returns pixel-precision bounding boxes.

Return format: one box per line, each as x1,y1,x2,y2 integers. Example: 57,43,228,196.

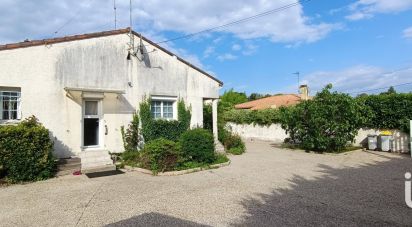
0,90,21,121
150,96,178,120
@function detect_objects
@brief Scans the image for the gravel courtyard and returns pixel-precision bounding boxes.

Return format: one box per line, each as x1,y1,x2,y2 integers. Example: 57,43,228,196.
0,140,411,226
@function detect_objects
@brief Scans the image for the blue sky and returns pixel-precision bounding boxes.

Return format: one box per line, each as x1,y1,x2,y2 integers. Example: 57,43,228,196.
1,0,412,95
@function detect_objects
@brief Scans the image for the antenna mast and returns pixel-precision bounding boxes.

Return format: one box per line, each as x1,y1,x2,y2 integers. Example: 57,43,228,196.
129,0,134,52
113,0,117,29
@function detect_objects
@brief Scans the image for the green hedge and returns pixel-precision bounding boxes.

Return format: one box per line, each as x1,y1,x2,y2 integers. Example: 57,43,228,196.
223,108,282,126
140,98,191,142
180,128,215,163
0,116,56,182
139,138,182,174
357,93,412,133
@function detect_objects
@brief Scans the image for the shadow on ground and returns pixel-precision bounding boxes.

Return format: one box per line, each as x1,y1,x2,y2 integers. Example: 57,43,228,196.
233,153,412,226
106,212,210,227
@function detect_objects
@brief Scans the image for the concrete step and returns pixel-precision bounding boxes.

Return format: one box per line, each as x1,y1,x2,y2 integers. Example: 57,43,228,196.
81,164,116,174
82,160,114,169
81,156,112,164
79,150,111,158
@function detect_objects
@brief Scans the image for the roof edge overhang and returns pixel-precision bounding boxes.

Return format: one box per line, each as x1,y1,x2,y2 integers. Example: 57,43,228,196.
64,87,125,94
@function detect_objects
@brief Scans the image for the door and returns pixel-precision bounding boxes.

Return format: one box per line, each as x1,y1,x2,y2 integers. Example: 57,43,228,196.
83,100,102,148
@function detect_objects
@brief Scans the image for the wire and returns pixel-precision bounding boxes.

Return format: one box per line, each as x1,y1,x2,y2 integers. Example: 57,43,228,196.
348,82,412,95
155,0,312,44
53,0,94,36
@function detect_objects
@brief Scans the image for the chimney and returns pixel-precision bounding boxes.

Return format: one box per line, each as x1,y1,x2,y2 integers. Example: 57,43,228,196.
299,85,309,100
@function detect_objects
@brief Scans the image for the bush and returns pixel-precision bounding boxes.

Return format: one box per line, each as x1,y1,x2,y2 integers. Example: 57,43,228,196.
180,128,215,163
139,138,182,174
280,85,364,152
140,99,191,142
228,147,245,155
0,116,56,182
224,134,245,153
223,109,281,126
121,151,140,167
121,113,142,152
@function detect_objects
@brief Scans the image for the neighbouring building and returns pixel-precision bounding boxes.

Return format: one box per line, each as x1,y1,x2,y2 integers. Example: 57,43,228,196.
235,85,310,110
0,28,222,172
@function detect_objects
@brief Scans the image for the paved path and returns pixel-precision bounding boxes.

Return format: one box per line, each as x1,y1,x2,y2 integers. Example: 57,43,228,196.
0,140,411,226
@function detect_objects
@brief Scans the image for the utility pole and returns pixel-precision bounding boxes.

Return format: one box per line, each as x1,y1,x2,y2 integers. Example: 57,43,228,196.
293,72,300,93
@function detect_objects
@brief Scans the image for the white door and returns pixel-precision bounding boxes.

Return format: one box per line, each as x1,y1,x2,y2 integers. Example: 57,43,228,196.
83,100,103,148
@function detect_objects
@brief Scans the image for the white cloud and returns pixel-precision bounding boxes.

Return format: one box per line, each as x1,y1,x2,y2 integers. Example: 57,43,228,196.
0,0,338,45
203,46,215,58
217,53,237,61
232,44,241,51
403,27,412,39
242,43,258,56
346,0,412,21
298,65,412,95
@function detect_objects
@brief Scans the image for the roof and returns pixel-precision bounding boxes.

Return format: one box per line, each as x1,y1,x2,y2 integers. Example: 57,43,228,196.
0,28,223,86
235,94,303,110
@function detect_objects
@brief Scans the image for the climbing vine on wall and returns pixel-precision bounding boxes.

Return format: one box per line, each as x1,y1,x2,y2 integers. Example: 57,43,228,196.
139,98,191,142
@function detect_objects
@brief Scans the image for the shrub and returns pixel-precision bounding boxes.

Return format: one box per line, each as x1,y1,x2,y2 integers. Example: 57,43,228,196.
0,116,56,182
121,113,142,152
224,133,245,153
180,128,216,163
280,85,364,152
228,147,245,155
139,138,182,174
140,99,191,142
121,151,140,166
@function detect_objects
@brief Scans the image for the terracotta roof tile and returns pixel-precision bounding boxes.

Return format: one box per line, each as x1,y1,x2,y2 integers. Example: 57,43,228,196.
235,94,303,110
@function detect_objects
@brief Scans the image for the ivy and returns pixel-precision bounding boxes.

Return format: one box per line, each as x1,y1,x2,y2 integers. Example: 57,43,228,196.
139,98,191,142
121,113,142,152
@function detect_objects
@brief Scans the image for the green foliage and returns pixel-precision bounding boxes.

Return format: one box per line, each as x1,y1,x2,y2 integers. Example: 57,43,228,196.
280,85,364,152
139,98,191,142
180,128,215,163
223,109,281,126
0,116,56,182
203,103,213,132
223,133,246,153
219,89,248,113
121,151,141,167
248,93,272,101
357,92,412,133
228,147,245,155
213,153,230,164
139,138,182,174
121,113,141,152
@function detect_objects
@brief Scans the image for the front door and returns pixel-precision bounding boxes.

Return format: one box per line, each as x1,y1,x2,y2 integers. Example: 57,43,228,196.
83,100,102,148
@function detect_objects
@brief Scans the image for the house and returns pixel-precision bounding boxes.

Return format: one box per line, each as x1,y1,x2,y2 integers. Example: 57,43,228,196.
0,28,222,172
235,85,310,110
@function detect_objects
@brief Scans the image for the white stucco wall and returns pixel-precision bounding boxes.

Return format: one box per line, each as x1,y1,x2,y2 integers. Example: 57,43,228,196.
0,33,221,158
228,123,410,153
227,123,288,143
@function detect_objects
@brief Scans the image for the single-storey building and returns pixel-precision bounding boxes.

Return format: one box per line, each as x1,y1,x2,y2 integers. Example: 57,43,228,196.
0,28,222,172
235,85,310,110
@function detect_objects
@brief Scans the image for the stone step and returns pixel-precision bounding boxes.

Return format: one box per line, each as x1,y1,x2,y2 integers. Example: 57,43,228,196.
82,159,114,169
81,164,116,174
79,150,111,158
81,156,112,164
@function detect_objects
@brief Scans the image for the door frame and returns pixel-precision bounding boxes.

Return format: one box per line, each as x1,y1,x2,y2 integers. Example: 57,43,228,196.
81,99,104,150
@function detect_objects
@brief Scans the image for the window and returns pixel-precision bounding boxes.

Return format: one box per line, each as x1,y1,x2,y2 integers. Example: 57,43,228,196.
0,91,21,120
151,100,175,119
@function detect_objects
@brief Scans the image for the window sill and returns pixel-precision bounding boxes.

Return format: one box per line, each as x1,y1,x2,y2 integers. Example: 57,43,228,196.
0,119,21,125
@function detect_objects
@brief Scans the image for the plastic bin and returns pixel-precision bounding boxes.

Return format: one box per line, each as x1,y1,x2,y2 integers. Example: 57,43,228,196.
378,135,392,152
367,135,377,150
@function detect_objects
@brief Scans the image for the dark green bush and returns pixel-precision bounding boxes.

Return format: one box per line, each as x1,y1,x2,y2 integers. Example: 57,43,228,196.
180,128,215,163
140,99,191,142
0,116,56,182
280,85,364,152
121,151,140,166
139,138,182,174
224,133,245,153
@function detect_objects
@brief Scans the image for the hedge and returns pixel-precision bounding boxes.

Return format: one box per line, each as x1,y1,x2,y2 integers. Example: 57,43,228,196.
0,116,56,182
180,128,215,163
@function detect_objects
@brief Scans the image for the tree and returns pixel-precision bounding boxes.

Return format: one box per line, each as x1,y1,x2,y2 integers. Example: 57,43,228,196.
280,84,364,152
381,86,396,95
248,93,272,101
218,89,248,113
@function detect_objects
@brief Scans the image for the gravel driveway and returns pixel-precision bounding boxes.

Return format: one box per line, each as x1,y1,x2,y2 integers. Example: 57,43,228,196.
0,140,411,226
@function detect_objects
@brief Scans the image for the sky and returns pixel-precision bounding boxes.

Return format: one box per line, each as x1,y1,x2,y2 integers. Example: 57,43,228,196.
0,0,412,96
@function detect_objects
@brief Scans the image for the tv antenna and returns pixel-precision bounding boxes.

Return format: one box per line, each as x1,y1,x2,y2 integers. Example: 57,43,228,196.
293,72,300,93
113,0,117,29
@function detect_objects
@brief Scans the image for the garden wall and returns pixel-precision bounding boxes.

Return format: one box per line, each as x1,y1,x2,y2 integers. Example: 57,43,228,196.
227,123,410,153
